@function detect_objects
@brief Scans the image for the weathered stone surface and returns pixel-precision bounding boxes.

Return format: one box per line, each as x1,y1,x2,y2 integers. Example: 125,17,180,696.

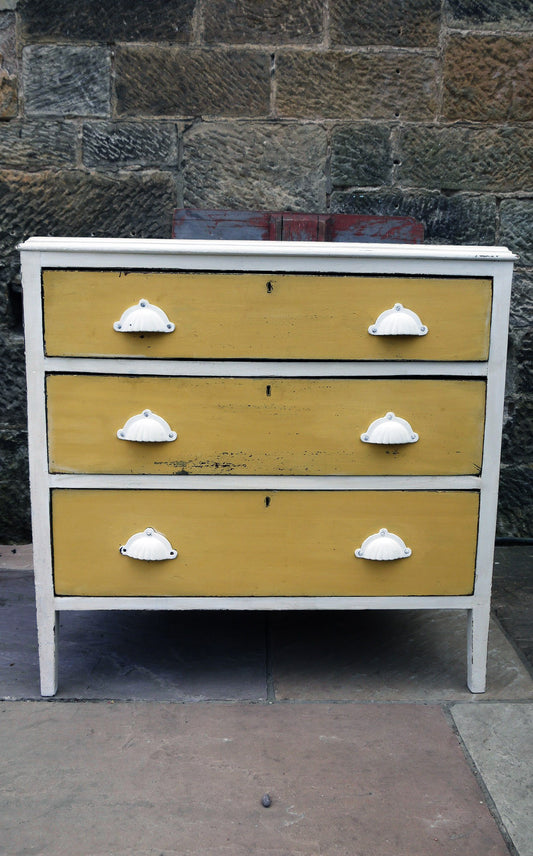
18,0,196,43
330,124,393,187
82,122,178,169
0,12,17,73
443,35,533,122
0,120,77,169
0,332,29,542
0,333,26,424
23,45,110,117
0,429,30,542
331,190,497,244
0,169,176,262
183,121,327,210
276,51,438,119
115,47,270,118
508,326,533,395
330,0,440,47
498,464,533,538
397,125,533,193
0,66,16,117
446,0,533,27
509,269,533,331
204,0,323,44
502,391,533,466
500,199,533,267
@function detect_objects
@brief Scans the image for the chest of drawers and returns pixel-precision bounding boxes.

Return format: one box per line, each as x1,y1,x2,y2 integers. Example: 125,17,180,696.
19,237,515,696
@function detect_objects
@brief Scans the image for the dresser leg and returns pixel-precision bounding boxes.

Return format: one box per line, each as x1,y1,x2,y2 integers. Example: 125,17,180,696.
466,606,489,693
37,610,59,697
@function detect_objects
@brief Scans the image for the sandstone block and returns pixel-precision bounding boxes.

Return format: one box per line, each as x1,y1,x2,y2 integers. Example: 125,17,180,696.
183,121,327,210
204,0,323,44
446,0,533,28
330,0,440,47
23,45,110,117
443,34,533,122
0,121,77,169
500,199,533,266
276,51,438,119
18,0,195,43
0,66,16,117
115,47,270,118
83,122,178,169
331,124,393,187
397,125,533,193
331,190,497,244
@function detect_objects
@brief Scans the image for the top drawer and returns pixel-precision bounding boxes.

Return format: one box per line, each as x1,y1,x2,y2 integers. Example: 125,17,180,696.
42,270,492,361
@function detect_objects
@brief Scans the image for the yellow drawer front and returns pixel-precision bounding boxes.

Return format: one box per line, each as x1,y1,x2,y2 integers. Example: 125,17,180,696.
52,490,479,597
47,375,486,476
42,270,492,360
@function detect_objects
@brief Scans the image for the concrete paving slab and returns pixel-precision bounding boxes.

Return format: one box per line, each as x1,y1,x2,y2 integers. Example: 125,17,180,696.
2,566,532,701
0,700,511,856
492,545,533,671
0,570,268,701
451,702,533,856
271,610,533,702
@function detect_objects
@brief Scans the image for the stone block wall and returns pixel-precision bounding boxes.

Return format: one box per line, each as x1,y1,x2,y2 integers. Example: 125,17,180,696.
0,0,531,540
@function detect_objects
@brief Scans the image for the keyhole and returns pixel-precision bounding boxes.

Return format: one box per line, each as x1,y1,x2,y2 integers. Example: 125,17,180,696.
266,385,271,397
265,496,271,508
266,281,273,293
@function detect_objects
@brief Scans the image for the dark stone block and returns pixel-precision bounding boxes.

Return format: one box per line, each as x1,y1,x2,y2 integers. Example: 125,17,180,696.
0,333,26,421
204,0,323,44
498,465,533,538
0,334,30,541
397,125,533,193
443,34,533,122
331,125,393,187
23,45,110,117
276,51,438,120
446,0,533,26
82,122,178,169
330,0,441,47
0,121,77,170
331,190,497,244
0,455,30,543
183,121,327,210
500,199,533,267
502,390,533,466
18,0,195,43
115,47,270,118
509,270,533,331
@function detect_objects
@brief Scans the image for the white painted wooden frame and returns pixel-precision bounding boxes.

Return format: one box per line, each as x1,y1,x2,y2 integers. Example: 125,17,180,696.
19,237,515,697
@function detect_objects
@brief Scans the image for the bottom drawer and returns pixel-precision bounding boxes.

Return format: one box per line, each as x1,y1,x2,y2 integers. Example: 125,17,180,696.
52,490,479,597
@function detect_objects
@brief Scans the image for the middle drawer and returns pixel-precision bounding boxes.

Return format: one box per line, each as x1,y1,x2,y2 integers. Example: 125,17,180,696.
47,375,486,476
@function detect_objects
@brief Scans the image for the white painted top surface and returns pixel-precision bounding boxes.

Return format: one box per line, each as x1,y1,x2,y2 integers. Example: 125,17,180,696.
17,236,517,263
